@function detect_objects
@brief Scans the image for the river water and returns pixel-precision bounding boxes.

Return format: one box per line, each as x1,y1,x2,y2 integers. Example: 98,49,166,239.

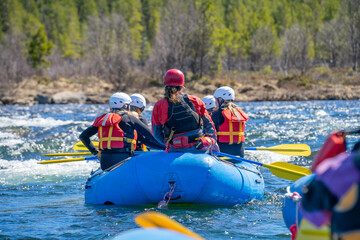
0,100,359,239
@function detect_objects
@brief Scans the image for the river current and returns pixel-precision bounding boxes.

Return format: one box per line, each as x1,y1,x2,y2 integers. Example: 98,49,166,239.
0,100,359,239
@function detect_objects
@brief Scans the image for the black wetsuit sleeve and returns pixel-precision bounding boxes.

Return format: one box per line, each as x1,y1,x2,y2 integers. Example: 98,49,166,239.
79,125,99,155
123,115,166,150
139,115,149,126
211,109,224,131
302,179,338,212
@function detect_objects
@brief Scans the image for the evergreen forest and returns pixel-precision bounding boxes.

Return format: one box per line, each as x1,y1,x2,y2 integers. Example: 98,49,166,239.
1,0,359,88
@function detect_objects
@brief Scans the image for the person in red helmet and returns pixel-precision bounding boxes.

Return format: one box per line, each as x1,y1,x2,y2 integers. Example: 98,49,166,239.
151,69,218,152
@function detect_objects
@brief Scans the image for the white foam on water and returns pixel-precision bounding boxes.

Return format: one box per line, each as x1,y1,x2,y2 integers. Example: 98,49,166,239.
0,116,77,128
246,150,293,164
269,113,297,121
263,131,279,140
0,138,24,147
0,159,99,186
314,110,328,117
0,132,24,146
145,105,154,111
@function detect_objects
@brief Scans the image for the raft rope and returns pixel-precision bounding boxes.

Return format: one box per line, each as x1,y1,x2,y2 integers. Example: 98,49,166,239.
157,182,176,209
215,156,262,176
285,186,302,231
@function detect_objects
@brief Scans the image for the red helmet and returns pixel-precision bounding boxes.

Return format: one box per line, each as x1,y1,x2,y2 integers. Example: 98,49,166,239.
164,69,185,87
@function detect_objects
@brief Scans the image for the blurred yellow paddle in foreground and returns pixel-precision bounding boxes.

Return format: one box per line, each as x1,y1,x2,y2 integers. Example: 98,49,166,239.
135,211,204,240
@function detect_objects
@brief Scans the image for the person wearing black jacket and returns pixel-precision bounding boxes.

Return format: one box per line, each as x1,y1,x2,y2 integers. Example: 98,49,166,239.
130,93,149,151
80,92,165,170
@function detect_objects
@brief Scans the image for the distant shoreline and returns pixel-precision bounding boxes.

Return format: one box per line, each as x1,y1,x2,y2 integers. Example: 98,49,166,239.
1,74,359,105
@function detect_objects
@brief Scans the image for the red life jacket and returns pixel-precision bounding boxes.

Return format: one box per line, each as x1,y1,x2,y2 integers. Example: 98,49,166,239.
312,131,346,171
217,108,248,144
93,113,137,151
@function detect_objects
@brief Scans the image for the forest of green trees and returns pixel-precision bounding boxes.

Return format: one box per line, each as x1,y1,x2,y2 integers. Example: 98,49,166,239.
0,0,359,88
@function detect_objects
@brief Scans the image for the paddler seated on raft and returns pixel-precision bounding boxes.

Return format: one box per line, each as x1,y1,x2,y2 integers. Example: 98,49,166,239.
202,95,218,115
151,69,219,153
129,93,149,151
299,130,360,240
79,92,165,170
130,93,148,125
211,86,249,157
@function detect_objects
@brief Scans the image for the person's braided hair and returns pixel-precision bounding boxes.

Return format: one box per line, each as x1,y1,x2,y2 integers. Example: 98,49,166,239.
165,86,182,103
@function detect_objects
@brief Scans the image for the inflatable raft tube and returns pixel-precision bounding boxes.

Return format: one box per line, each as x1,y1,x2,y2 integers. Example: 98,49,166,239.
85,152,264,205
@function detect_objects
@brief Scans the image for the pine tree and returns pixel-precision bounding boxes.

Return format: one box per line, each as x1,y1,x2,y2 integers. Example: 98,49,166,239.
27,26,53,68
76,0,98,22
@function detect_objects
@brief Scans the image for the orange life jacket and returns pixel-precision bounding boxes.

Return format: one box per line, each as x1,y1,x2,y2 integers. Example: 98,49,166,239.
93,113,137,151
217,108,248,144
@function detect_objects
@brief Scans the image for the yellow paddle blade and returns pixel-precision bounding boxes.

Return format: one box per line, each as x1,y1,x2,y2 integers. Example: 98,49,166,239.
296,219,330,240
263,162,312,181
38,157,86,164
73,141,99,151
43,152,92,157
135,212,204,240
256,144,311,157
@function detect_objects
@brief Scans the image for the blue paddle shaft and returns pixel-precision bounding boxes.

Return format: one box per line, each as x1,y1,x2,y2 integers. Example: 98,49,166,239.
85,156,98,160
213,151,263,166
245,147,257,151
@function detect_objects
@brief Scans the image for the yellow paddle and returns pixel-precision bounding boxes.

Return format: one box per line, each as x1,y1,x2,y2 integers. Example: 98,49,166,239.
44,152,93,157
214,151,311,181
38,156,98,164
73,141,99,151
135,211,204,240
245,144,311,156
73,141,311,156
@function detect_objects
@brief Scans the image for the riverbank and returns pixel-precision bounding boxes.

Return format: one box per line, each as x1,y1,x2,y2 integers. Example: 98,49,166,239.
1,71,360,105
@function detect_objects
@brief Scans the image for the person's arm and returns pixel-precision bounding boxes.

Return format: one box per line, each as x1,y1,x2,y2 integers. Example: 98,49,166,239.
202,114,216,138
139,115,149,126
189,95,216,138
300,178,338,227
152,124,165,144
79,126,99,155
129,115,166,150
211,110,221,131
151,100,167,144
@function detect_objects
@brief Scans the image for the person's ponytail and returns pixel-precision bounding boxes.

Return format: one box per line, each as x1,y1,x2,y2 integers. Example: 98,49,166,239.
165,86,182,103
224,101,241,116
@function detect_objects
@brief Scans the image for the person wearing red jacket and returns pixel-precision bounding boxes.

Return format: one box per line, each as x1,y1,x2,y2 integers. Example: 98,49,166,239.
151,69,218,152
211,86,249,157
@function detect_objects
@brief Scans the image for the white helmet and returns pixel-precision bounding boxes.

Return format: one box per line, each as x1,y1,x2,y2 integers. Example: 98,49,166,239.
130,93,146,108
109,92,131,109
202,95,217,110
214,86,235,101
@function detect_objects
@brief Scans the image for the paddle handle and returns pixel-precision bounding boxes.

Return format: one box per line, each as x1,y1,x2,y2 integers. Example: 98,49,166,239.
245,147,257,151
39,156,98,164
213,151,262,166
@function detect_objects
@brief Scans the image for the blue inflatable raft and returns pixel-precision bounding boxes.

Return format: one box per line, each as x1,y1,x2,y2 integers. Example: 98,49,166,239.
85,152,264,205
282,174,315,229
